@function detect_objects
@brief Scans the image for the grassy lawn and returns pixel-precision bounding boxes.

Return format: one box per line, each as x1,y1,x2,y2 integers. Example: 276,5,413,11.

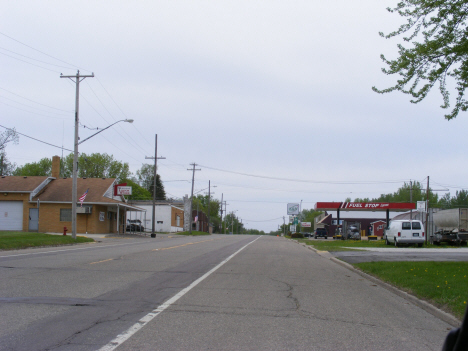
295,238,387,251
354,261,468,319
292,237,464,252
0,232,95,250
176,231,211,236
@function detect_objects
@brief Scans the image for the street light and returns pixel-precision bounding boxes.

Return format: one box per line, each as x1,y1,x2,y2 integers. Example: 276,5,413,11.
71,119,133,239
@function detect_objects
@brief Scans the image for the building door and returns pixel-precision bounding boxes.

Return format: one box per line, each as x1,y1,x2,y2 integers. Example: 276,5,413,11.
29,208,39,231
0,201,23,231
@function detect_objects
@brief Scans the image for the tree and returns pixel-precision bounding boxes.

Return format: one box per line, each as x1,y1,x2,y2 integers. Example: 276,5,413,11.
135,164,166,200
0,128,19,176
372,181,439,205
13,157,52,176
192,194,221,231
62,152,131,182
373,1,468,120
122,179,152,200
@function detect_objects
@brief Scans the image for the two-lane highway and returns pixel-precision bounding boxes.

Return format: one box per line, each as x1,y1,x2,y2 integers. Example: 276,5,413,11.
0,235,453,350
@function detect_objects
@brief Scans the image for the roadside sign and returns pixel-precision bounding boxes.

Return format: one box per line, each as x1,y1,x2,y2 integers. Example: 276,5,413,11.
289,216,294,223
117,186,132,195
287,203,299,215
417,201,426,212
290,225,296,233
301,222,311,227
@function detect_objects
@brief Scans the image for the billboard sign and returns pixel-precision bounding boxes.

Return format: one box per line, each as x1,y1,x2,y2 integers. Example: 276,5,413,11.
116,186,132,195
287,203,300,215
301,222,311,227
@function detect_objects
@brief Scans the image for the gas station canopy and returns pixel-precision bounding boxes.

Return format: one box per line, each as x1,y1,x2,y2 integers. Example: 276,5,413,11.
315,202,416,211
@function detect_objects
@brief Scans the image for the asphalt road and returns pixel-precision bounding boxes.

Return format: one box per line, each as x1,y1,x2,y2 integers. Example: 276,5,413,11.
0,234,454,350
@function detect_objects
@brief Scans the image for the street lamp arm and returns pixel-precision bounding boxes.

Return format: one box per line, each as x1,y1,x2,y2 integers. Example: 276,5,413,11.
78,119,133,145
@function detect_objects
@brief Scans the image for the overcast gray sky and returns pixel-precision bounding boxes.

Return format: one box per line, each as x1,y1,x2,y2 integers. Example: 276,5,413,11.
2,1,468,232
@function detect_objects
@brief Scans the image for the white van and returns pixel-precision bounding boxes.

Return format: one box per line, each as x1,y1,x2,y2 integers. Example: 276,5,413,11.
384,220,425,247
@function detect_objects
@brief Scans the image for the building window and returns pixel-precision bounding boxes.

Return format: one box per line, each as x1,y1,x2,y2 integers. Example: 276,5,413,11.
60,209,72,222
378,225,383,230
176,215,180,226
157,221,163,224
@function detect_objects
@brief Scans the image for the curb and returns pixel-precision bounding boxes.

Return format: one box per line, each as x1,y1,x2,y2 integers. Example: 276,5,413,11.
297,241,461,328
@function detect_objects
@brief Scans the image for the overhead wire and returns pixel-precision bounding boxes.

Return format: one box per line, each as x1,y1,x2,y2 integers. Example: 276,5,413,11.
198,164,409,185
0,46,76,70
0,31,92,73
0,124,72,152
96,77,152,146
0,51,62,73
84,81,150,155
0,87,73,113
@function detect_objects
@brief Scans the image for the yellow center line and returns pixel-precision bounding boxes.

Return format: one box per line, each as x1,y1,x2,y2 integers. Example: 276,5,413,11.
152,239,215,251
89,258,114,265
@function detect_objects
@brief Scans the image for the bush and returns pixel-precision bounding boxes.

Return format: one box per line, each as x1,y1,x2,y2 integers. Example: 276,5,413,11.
290,233,304,239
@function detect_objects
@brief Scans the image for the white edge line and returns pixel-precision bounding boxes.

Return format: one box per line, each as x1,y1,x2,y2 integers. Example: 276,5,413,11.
0,240,151,258
97,235,262,351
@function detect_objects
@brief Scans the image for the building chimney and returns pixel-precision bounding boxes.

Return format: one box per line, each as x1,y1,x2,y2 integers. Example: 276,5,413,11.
52,156,60,178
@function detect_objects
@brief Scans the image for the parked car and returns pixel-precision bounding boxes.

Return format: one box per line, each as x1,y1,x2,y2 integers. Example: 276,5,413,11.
384,220,424,247
126,219,144,232
314,228,328,239
302,232,311,238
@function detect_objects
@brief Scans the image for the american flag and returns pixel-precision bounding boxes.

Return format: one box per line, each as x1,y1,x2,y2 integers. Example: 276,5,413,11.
79,188,89,207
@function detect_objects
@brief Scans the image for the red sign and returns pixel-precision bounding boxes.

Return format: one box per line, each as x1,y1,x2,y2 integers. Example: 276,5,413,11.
315,202,415,211
114,183,127,196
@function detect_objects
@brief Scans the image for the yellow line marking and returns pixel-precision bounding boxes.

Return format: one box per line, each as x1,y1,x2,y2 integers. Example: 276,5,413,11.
89,258,114,265
152,239,215,251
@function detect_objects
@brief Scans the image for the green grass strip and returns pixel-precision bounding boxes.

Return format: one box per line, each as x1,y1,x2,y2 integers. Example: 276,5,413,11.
354,261,468,319
291,237,464,252
176,231,211,236
0,232,94,250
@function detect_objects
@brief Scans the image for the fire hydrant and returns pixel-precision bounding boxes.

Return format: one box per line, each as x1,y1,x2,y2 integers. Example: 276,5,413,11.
63,227,68,236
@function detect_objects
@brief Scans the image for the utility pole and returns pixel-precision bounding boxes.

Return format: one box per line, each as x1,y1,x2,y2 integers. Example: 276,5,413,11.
224,202,228,234
187,163,201,234
410,180,413,220
425,176,430,244
145,134,165,238
60,70,94,239
206,181,216,234
220,193,223,234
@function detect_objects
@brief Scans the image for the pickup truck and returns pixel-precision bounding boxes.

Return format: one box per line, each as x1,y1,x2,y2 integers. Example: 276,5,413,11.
314,228,328,239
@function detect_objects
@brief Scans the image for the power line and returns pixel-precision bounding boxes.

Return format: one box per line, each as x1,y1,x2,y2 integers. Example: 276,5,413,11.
0,100,71,120
0,46,75,70
85,81,149,155
0,124,72,152
0,31,91,72
198,164,408,185
0,51,62,73
0,87,72,112
96,77,152,146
